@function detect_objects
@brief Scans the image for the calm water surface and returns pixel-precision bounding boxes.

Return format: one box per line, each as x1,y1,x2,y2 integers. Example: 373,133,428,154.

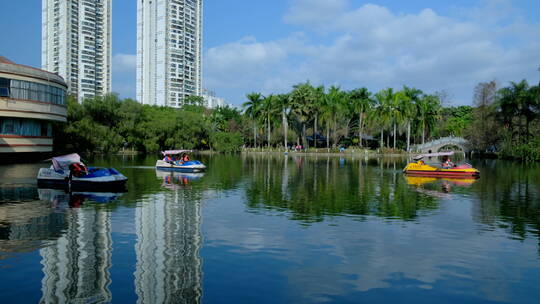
0,154,539,303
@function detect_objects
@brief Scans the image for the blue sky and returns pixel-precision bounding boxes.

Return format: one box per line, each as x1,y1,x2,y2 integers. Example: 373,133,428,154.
1,0,539,106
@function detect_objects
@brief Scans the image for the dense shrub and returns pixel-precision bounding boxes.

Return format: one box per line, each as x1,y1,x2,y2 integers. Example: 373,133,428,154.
210,132,244,153
500,137,540,162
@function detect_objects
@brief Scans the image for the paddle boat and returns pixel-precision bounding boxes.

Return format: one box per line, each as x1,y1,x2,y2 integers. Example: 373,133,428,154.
155,150,206,172
403,152,480,178
37,153,128,191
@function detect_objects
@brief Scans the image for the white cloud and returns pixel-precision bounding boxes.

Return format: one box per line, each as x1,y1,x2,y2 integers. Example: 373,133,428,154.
112,53,136,73
112,53,137,98
205,1,540,106
283,0,349,29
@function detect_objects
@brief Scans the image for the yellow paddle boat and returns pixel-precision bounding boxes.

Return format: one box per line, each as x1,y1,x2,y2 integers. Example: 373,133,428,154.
403,152,480,178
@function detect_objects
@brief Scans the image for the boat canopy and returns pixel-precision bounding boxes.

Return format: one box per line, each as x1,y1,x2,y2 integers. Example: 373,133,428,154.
162,150,192,155
413,151,454,160
52,153,82,171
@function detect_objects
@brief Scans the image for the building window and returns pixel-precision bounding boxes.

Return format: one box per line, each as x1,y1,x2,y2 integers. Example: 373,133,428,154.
0,118,51,137
0,78,9,97
3,77,66,105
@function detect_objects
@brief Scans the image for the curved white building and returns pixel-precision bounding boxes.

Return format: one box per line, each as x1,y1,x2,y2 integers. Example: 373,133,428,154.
0,56,67,153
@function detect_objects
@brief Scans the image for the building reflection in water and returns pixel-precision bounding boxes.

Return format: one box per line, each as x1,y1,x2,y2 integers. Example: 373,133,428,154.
39,196,112,303
135,172,203,303
0,186,67,258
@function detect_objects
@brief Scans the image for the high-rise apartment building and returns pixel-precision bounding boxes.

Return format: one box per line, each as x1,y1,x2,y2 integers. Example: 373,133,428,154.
42,0,112,101
137,0,203,107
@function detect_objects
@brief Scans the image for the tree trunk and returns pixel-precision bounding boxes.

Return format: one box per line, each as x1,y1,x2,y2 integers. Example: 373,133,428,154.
302,123,307,148
326,123,330,149
422,121,425,145
314,114,318,149
283,110,288,150
380,129,383,149
406,121,411,151
358,111,363,147
253,123,257,148
393,122,396,149
267,115,271,148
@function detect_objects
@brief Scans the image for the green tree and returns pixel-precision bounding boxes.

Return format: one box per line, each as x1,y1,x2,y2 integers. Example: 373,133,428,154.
184,95,205,107
243,93,263,148
349,87,373,147
290,82,316,147
275,94,291,149
260,94,279,148
416,94,441,145
210,132,244,153
374,89,393,148
401,86,422,151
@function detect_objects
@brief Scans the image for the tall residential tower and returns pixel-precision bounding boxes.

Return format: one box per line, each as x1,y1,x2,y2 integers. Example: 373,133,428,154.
42,0,112,100
137,0,203,107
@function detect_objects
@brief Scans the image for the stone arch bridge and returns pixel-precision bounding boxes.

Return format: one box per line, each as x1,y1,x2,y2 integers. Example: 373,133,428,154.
412,137,470,154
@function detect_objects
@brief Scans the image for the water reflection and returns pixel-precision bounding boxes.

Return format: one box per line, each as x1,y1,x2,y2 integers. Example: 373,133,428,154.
242,155,439,222
404,176,478,198
1,156,540,303
38,188,125,207
135,174,203,303
39,205,112,303
155,170,205,190
0,186,66,258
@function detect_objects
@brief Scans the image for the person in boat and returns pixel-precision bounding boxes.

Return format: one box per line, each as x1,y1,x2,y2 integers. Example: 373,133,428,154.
163,154,174,163
69,162,88,177
442,157,454,169
173,153,190,165
182,153,190,162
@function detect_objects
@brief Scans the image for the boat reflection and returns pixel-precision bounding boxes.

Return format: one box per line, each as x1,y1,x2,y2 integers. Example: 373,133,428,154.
38,188,124,208
155,170,205,190
405,176,478,197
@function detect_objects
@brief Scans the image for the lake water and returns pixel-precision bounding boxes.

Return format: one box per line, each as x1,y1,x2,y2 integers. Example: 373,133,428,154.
0,154,539,303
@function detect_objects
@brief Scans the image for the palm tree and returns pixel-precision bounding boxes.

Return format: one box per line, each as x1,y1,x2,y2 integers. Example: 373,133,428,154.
496,86,520,137
401,86,422,151
243,92,263,148
416,94,442,144
374,89,393,148
388,89,407,149
259,94,279,148
349,87,372,147
312,85,325,148
290,82,316,148
319,93,333,149
275,94,291,149
497,80,536,142
325,86,347,147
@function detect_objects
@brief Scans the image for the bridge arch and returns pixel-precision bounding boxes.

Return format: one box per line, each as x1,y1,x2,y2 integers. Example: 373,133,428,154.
412,137,470,154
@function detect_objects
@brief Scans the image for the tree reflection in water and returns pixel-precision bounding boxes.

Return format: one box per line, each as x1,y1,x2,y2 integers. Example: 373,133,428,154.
239,154,540,249
242,155,439,222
